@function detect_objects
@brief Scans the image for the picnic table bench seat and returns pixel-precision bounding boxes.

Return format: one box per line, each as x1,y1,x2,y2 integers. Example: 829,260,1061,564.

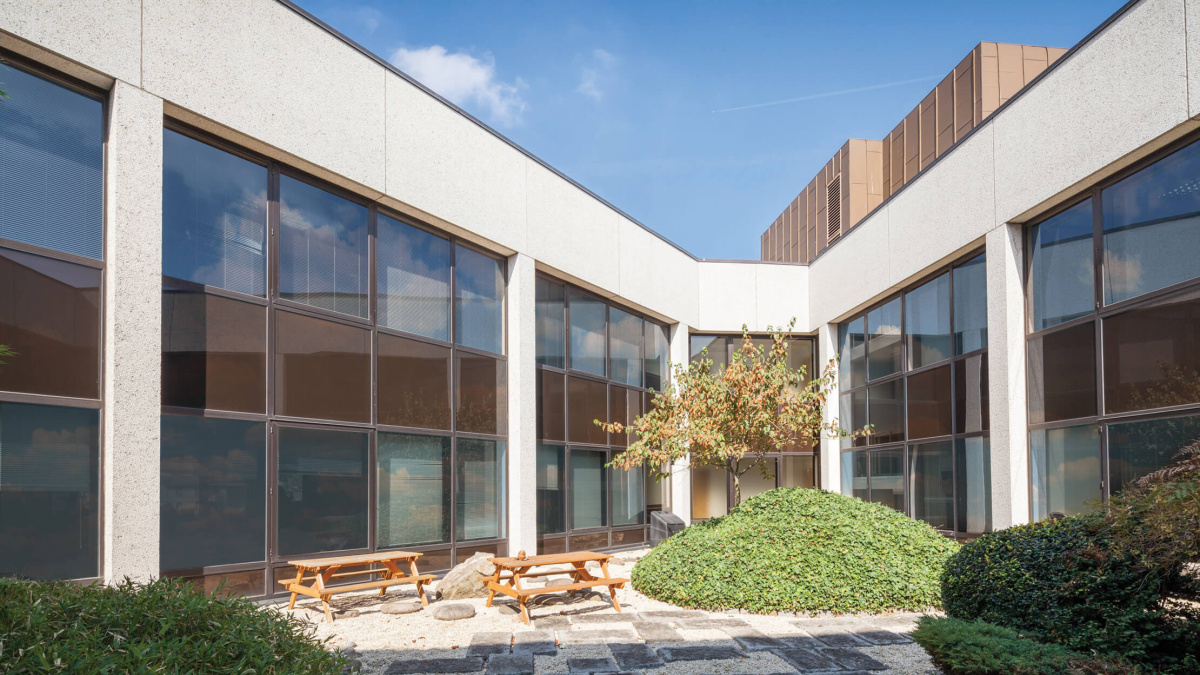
482,550,629,625
279,550,434,622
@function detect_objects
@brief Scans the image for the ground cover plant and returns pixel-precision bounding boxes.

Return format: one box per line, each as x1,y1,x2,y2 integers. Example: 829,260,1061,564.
632,487,958,613
0,577,348,674
911,616,1137,675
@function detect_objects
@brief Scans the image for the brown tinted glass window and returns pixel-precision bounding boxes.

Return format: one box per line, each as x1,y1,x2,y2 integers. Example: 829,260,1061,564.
0,248,100,399
274,311,370,423
568,376,608,445
378,334,451,430
538,370,565,441
609,386,640,448
1028,321,1096,425
162,287,266,413
276,426,369,555
1107,414,1200,496
1103,288,1200,414
907,365,952,440
457,354,507,435
868,380,904,444
955,353,989,433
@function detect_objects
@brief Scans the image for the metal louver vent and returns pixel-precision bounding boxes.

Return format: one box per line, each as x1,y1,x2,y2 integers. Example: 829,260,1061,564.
827,175,842,240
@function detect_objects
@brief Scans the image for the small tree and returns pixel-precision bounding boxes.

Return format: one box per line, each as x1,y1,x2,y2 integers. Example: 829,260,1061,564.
600,322,855,507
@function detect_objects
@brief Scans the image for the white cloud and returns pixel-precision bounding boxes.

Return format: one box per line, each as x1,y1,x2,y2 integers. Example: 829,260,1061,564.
577,48,617,102
390,45,527,126
356,7,383,35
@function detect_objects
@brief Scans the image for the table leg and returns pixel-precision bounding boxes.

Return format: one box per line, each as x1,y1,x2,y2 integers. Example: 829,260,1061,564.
317,567,337,623
288,568,304,610
322,594,333,623
484,567,502,608
600,560,621,613
519,594,530,626
379,560,403,598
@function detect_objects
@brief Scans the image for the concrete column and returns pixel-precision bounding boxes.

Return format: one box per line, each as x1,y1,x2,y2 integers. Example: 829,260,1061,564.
817,323,842,494
506,252,538,555
103,81,163,584
667,322,692,523
987,223,1029,530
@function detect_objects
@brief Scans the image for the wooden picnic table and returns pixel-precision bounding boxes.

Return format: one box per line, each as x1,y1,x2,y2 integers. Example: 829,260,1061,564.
279,550,436,622
482,550,629,625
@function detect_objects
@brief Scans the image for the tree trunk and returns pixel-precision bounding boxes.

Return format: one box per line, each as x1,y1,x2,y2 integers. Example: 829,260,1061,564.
730,459,741,507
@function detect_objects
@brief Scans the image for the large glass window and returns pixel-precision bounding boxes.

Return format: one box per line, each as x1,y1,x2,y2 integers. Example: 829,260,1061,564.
378,334,451,430
690,335,728,373
612,467,645,526
454,245,504,354
456,354,507,435
274,311,370,423
907,365,951,440
536,278,565,369
278,175,369,318
0,247,100,399
377,433,451,548
569,290,607,376
1102,288,1200,414
1030,424,1101,521
1028,321,1096,425
162,286,265,413
457,439,505,541
868,380,905,444
909,441,953,530
0,403,99,580
1030,200,1094,331
953,254,987,354
567,376,608,445
571,449,608,530
161,415,266,570
276,426,369,556
955,437,991,533
869,447,905,512
867,298,903,380
906,273,951,369
644,322,669,391
955,354,989,434
1107,414,1200,496
163,130,267,296
838,318,866,389
536,445,566,535
377,215,451,341
609,308,642,387
0,63,103,260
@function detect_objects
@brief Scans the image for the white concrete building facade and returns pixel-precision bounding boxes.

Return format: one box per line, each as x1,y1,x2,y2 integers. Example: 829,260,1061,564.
1,0,1198,594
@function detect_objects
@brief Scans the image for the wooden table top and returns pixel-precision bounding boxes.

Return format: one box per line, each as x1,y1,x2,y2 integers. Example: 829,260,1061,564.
287,550,422,569
490,551,613,568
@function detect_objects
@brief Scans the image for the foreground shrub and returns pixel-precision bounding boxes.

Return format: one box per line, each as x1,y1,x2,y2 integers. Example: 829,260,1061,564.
941,515,1199,673
632,487,958,613
0,577,347,674
911,616,1137,675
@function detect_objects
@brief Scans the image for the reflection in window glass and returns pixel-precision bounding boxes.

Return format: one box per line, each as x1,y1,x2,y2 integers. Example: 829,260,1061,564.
454,245,504,354
781,456,814,488
868,380,905,445
690,335,727,373
163,130,267,295
536,445,566,535
377,433,451,548
735,457,776,502
609,308,643,387
0,247,100,399
275,311,370,423
1103,288,1200,414
612,466,645,526
377,215,451,341
1108,414,1200,496
869,448,905,512
1028,321,1096,425
0,403,98,579
378,334,451,430
953,254,987,354
840,389,867,448
788,339,815,384
456,439,506,541
1030,200,1094,331
569,290,606,376
538,371,565,441
0,65,103,259
644,323,669,391
161,415,265,570
277,427,369,556
571,449,608,529
907,365,951,440
278,175,369,318
839,318,866,389
609,387,638,448
955,353,989,434
690,465,727,519
867,298,902,380
567,376,608,445
456,354,507,435
1030,425,1100,521
1102,139,1200,305
955,437,991,533
906,273,951,368
841,450,868,501
909,441,953,530
535,278,565,368
162,287,265,413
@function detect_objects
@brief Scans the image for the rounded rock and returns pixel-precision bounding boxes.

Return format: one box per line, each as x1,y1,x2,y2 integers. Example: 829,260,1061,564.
431,603,476,621
497,603,520,615
381,601,423,615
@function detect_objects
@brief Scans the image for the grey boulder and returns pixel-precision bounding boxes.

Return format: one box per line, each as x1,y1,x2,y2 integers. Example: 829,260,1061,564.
436,551,497,600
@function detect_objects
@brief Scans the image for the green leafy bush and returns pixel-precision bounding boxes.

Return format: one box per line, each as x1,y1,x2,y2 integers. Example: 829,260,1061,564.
911,616,1137,675
632,487,959,613
941,515,1199,673
0,577,348,674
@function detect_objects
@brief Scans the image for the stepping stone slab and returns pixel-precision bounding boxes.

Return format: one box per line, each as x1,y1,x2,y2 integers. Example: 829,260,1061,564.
512,630,556,655
815,632,871,649
558,629,638,644
631,621,682,643
569,612,641,623
657,646,746,662
772,648,838,671
567,657,618,673
386,658,484,674
467,632,512,657
486,653,534,675
674,617,749,630
433,604,477,621
533,616,571,630
608,643,664,670
381,601,423,615
820,648,887,671
856,629,912,645
773,636,826,651
638,610,706,620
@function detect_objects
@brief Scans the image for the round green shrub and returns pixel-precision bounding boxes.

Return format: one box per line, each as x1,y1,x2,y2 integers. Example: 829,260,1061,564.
0,577,348,674
941,515,1200,673
632,487,959,613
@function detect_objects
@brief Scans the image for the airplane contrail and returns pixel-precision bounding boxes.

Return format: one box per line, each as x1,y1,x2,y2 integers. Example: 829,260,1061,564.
712,75,941,113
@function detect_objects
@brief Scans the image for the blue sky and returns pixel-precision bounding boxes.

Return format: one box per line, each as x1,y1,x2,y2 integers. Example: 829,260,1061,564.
296,0,1125,260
